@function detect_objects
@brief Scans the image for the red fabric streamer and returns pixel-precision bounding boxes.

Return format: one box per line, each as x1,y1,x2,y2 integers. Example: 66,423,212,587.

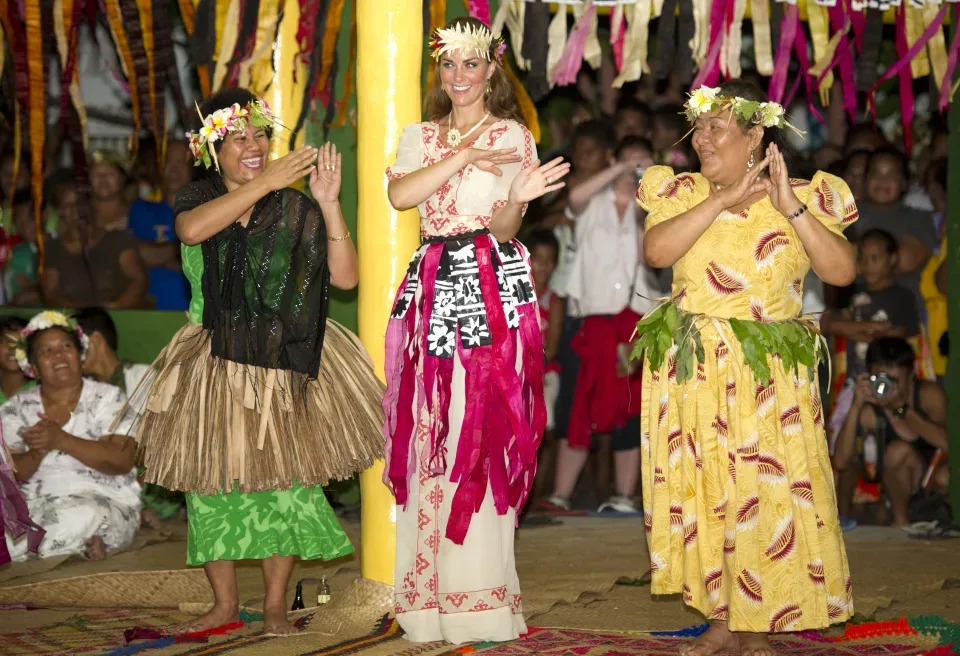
767,3,798,104
939,4,960,113
867,4,947,152
612,10,626,73
895,8,915,154
466,0,490,26
691,0,727,88
789,18,823,124
826,4,858,124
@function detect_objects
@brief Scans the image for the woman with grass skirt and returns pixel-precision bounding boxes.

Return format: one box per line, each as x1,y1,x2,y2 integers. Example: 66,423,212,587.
124,88,384,635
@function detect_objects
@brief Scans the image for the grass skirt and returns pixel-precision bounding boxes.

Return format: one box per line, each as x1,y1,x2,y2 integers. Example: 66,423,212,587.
120,320,385,495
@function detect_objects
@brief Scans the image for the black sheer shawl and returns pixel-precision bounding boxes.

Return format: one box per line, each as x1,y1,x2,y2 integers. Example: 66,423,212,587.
173,178,330,378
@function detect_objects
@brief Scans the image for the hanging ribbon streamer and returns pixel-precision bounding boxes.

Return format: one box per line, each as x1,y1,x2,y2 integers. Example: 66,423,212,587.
212,0,241,91
317,0,346,102
904,4,930,80
104,0,142,153
613,0,652,88
502,1,530,71
611,4,626,73
522,0,551,101
677,0,696,83
238,0,282,92
424,0,446,94
332,0,356,128
154,0,190,130
691,0,710,69
805,3,832,105
551,1,596,86
826,2,857,123
580,1,602,70
135,0,165,167
789,15,823,124
866,4,947,152
724,0,748,79
546,4,568,85
690,0,724,89
751,0,774,75
810,19,848,106
466,0,491,26
855,9,882,91
895,7,915,154
176,0,195,33
653,0,678,79
24,0,45,278
0,2,26,228
924,3,947,93
224,0,261,86
191,0,216,97
938,4,960,112
768,3,799,104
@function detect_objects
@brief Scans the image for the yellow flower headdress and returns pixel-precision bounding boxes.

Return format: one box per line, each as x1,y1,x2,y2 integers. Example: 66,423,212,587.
429,22,506,62
684,86,803,136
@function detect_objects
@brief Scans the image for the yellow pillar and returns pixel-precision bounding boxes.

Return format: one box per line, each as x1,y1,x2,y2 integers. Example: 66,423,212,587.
357,0,422,585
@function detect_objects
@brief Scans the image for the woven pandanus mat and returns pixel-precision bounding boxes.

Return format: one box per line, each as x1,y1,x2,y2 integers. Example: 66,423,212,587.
0,567,213,608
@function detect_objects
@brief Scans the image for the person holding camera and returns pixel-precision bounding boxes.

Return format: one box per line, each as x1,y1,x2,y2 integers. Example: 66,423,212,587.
833,337,949,527
543,136,655,514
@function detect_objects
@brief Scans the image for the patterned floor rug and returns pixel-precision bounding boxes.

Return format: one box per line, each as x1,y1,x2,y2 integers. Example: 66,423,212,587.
440,619,960,656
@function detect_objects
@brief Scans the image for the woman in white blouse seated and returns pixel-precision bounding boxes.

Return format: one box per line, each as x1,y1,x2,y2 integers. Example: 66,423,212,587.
2,311,140,561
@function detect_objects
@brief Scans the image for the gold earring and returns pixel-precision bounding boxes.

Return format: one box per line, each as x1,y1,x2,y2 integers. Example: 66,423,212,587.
485,80,492,95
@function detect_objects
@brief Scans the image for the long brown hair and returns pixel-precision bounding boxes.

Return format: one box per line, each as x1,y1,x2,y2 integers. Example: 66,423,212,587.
423,16,524,125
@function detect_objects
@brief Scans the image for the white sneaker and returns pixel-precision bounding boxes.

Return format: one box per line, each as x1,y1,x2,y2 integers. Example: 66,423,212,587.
597,495,640,515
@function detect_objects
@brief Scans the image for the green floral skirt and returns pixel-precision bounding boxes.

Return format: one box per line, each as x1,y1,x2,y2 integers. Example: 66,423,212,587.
185,484,353,566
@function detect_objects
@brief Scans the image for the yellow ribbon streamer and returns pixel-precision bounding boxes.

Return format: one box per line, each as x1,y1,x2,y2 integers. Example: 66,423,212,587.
578,1,602,71
546,3,567,85
613,0,652,87
805,3,833,106
25,0,45,276
53,0,90,151
425,0,447,95
905,4,930,79
751,0,773,76
724,0,748,78
333,0,357,129
238,0,280,92
505,0,529,71
691,0,709,67
318,0,347,97
212,0,241,92
136,0,163,166
924,3,947,91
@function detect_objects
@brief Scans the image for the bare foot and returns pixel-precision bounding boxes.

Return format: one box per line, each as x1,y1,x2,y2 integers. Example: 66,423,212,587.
679,622,739,656
85,536,107,561
262,602,297,636
176,601,240,634
738,632,776,656
141,508,164,530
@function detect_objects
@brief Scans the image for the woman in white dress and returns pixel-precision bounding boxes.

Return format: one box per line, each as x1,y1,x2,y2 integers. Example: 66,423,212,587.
2,311,140,561
382,16,569,644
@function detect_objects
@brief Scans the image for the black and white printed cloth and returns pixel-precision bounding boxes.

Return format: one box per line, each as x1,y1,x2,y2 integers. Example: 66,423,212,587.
392,234,536,359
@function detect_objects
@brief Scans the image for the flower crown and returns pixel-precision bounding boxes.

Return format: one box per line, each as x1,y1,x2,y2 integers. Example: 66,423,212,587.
429,22,506,63
684,86,802,135
14,311,89,379
185,100,280,172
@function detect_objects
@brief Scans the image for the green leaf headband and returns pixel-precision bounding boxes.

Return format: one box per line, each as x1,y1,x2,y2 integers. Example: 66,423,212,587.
185,100,281,172
684,86,803,136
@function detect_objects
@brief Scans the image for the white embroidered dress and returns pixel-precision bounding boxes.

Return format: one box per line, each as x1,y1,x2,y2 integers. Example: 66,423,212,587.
2,380,141,561
385,119,540,644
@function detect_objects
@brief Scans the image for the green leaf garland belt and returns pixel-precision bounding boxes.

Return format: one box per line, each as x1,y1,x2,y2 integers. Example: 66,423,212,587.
629,302,827,384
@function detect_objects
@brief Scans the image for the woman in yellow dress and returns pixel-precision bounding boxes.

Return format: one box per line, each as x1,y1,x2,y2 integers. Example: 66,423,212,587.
635,80,858,656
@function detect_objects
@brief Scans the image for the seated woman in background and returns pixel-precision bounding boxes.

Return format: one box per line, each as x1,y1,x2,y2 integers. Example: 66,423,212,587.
1,311,141,561
41,171,149,308
0,316,33,404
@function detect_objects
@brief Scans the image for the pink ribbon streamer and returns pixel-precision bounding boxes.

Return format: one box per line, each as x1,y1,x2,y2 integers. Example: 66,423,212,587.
612,10,626,73
867,3,947,148
466,0,491,26
788,17,824,124
847,0,866,53
692,0,728,89
551,3,596,86
768,4,799,104
939,4,960,112
827,4,858,124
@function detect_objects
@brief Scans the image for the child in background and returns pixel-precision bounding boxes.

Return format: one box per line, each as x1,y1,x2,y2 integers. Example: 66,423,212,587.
544,136,655,515
525,230,563,500
824,229,920,378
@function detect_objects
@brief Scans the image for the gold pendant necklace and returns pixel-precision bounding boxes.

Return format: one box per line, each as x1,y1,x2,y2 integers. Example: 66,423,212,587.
447,112,490,149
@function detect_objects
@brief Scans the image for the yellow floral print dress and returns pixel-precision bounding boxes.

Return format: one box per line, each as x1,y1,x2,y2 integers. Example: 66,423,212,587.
636,166,857,633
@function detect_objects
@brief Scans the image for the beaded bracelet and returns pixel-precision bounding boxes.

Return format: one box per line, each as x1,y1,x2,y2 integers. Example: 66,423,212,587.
785,203,808,222
328,230,351,242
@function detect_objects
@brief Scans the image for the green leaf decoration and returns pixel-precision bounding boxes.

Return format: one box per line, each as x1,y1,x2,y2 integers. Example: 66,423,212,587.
634,303,823,385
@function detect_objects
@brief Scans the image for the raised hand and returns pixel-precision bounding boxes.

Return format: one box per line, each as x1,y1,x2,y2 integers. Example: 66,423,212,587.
762,142,803,217
260,146,318,192
715,155,770,210
309,142,342,203
508,157,572,206
465,147,523,176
